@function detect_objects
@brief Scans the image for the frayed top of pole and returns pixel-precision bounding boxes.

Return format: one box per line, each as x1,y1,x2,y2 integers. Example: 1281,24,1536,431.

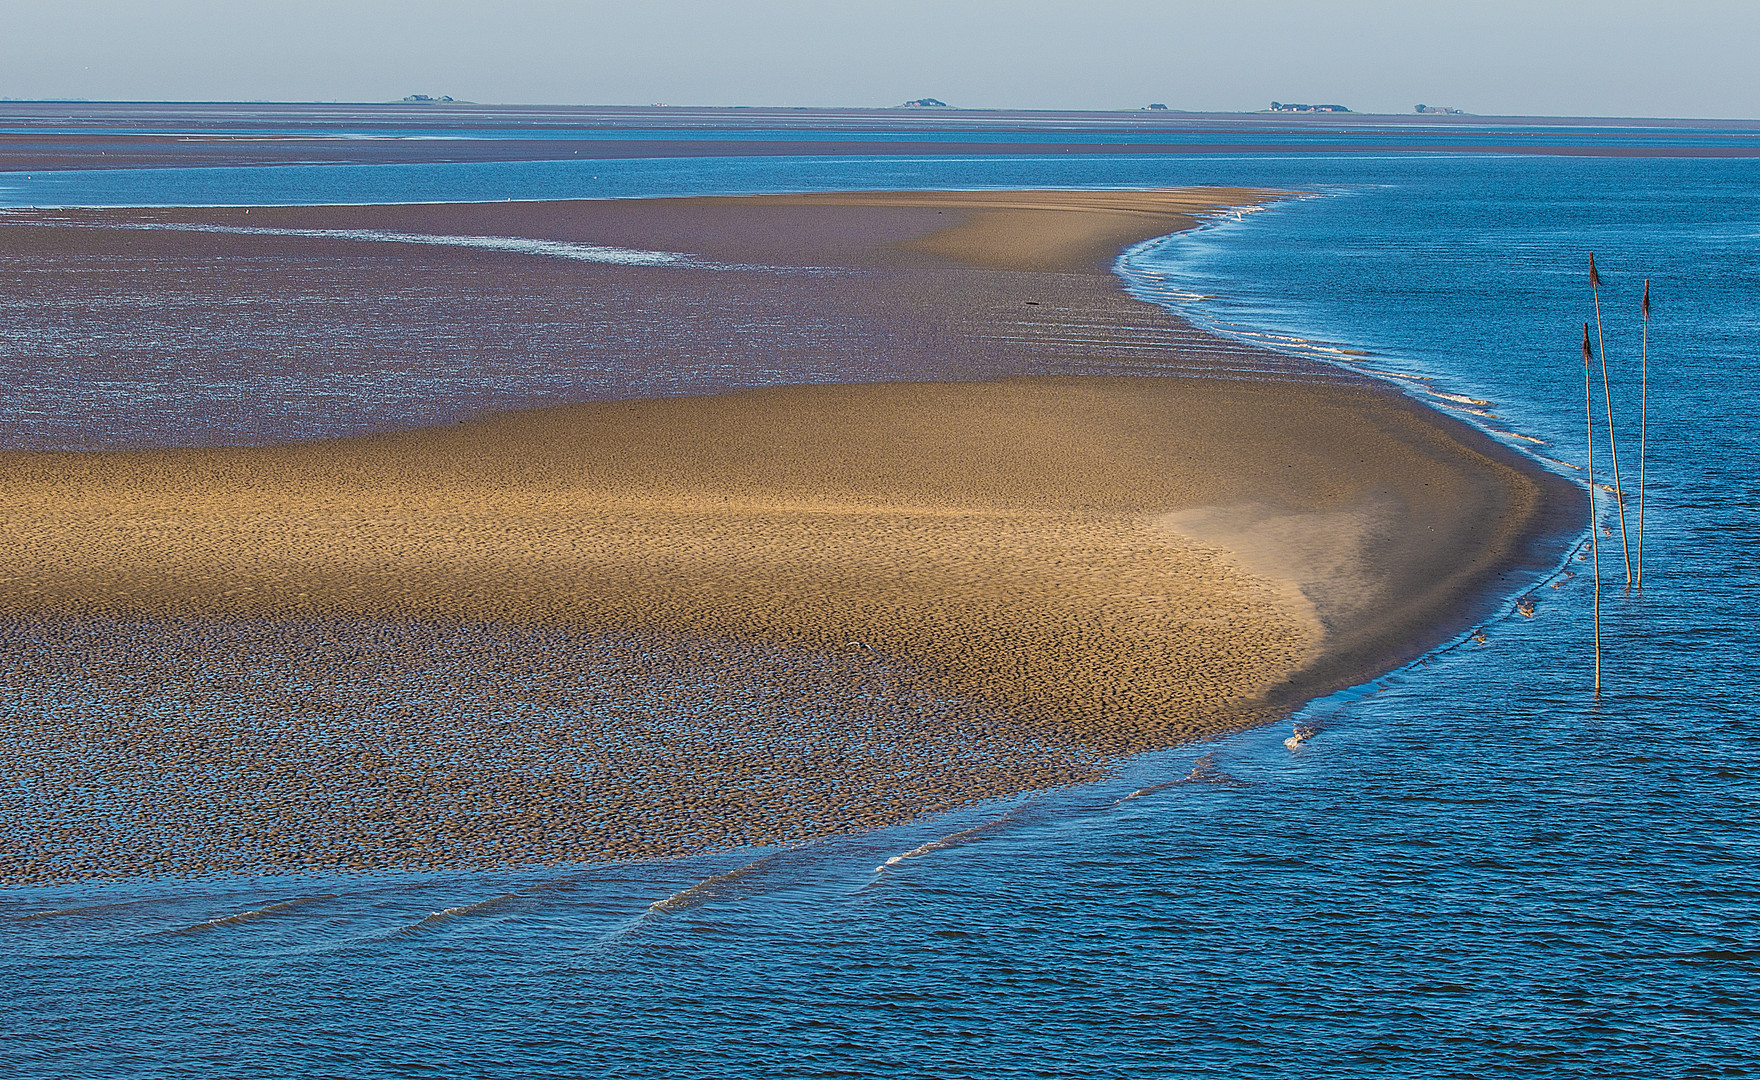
1643,279,1651,320
1583,323,1592,366
1589,253,1601,289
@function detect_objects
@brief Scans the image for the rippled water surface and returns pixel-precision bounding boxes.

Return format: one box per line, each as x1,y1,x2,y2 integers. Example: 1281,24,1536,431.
5,151,1759,1077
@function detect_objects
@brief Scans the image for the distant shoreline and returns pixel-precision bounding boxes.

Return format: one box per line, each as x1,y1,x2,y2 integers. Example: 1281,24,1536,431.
3,103,1758,175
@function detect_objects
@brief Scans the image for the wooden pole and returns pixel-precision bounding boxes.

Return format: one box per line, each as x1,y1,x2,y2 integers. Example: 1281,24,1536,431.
1584,324,1601,694
1589,254,1633,586
1637,279,1650,590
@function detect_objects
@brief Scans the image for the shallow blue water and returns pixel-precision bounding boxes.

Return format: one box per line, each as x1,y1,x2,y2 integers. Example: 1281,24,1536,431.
0,146,1752,210
5,152,1759,1077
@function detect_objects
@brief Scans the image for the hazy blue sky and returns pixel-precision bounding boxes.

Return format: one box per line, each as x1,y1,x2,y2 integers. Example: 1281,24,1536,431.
5,0,1755,118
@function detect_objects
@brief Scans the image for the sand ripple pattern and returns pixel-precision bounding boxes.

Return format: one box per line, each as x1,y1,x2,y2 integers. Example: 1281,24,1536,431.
0,617,1103,884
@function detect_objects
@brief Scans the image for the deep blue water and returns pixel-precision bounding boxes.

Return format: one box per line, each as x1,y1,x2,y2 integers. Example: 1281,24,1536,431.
5,152,1759,1077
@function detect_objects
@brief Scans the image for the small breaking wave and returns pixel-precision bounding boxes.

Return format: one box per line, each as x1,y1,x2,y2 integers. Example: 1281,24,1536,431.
587,850,806,944
642,843,843,916
1115,752,1242,804
1201,203,1275,224
13,898,168,922
1416,390,1500,418
1427,390,1493,407
647,852,784,914
1534,453,1585,472
1357,367,1434,382
386,892,524,937
158,894,336,935
873,800,1039,875
1486,426,1547,445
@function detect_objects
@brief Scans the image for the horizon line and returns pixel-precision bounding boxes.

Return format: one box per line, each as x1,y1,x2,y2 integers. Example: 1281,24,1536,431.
2,99,1759,125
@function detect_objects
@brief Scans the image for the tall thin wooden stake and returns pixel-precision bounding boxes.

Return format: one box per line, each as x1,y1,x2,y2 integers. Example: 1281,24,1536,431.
1637,279,1650,590
1589,253,1633,586
1584,324,1601,694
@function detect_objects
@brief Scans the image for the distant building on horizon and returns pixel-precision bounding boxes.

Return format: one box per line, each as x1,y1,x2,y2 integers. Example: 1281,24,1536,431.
898,98,949,108
1145,103,1169,111
1269,101,1350,113
1414,104,1467,115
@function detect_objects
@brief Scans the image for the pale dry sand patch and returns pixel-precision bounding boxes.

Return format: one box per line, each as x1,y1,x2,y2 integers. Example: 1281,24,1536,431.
1152,498,1393,637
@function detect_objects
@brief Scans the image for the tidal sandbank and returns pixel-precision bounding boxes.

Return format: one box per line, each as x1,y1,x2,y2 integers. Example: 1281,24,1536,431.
0,190,1577,883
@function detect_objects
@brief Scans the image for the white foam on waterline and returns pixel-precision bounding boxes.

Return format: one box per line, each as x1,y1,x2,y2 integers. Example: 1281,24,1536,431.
1200,203,1275,225
1427,390,1493,406
1535,454,1585,472
1486,426,1547,446
1431,401,1500,419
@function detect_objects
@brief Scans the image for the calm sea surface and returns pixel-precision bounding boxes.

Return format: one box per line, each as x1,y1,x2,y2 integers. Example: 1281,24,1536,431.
4,150,1758,1077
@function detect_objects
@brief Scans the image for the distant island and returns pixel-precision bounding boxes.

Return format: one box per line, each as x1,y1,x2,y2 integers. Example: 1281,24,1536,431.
1269,101,1350,113
1414,104,1467,115
898,98,949,108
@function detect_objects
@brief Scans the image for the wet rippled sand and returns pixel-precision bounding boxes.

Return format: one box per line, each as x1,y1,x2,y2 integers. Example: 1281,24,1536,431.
0,617,1104,882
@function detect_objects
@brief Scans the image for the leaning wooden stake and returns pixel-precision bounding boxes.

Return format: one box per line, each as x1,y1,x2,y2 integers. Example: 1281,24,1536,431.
1584,323,1601,694
1589,253,1633,586
1637,279,1650,589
